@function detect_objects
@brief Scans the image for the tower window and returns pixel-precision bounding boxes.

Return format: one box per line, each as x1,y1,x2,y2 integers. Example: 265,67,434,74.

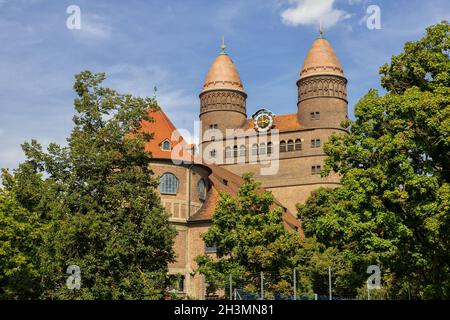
252,144,258,156
160,173,179,194
209,124,218,129
161,140,171,151
280,141,286,153
239,145,246,157
310,112,320,120
225,147,232,159
210,149,216,158
259,143,266,155
287,140,294,152
267,142,272,155
198,179,206,201
311,165,322,175
295,139,302,151
311,139,321,148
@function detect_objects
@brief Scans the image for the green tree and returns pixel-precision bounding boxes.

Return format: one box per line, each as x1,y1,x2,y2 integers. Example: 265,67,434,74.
298,21,450,299
3,71,177,299
0,165,47,299
196,173,302,298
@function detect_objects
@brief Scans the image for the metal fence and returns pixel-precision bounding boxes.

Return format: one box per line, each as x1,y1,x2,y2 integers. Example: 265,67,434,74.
204,267,415,300
225,270,331,300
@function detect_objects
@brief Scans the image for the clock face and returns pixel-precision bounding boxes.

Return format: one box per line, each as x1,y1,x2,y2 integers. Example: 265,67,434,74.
254,111,273,132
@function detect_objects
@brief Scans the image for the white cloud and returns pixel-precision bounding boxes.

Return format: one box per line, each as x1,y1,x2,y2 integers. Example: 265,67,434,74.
281,0,351,28
72,13,112,42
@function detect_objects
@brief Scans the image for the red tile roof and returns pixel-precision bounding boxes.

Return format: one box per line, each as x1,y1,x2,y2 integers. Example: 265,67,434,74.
190,163,302,235
141,106,302,235
242,113,303,133
141,108,193,161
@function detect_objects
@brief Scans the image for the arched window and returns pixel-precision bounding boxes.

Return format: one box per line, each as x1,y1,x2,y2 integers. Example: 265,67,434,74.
233,145,238,157
160,173,179,194
225,146,232,159
267,142,272,155
287,140,294,152
295,139,302,151
252,143,258,156
280,140,286,153
161,140,171,151
239,145,246,157
259,142,266,155
198,179,206,201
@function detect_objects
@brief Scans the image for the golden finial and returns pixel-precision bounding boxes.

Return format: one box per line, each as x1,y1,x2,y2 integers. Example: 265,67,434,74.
220,35,226,54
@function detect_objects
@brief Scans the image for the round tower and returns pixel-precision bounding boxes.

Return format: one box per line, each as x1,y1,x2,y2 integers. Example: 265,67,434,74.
297,35,348,128
199,42,247,145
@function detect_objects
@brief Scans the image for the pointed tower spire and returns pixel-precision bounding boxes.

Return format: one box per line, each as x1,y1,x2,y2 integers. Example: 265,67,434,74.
201,43,245,94
319,19,324,38
152,86,158,101
220,35,226,54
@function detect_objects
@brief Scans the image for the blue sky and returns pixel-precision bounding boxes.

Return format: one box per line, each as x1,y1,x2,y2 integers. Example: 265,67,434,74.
0,0,449,170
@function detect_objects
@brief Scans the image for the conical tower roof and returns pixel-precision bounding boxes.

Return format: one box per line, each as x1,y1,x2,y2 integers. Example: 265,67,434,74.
201,47,245,94
300,37,344,79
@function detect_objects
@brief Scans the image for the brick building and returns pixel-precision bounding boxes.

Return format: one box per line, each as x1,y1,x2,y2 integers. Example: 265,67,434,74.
142,34,348,298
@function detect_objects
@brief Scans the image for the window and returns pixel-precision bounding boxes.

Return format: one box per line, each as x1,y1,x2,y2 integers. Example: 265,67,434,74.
259,142,266,155
295,139,302,151
311,139,321,148
252,143,258,155
280,140,286,153
210,149,216,158
225,147,232,159
239,145,246,157
161,140,171,151
233,145,238,158
310,112,320,120
287,140,294,152
205,243,217,254
198,179,206,201
209,124,218,129
160,173,179,194
311,165,322,175
267,142,272,155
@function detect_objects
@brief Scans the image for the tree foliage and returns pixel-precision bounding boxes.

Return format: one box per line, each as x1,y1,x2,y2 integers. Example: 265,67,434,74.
0,167,46,299
195,174,300,296
196,173,352,298
298,21,450,299
0,71,176,299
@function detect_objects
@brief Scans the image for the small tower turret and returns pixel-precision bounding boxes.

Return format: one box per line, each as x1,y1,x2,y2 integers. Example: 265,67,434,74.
297,33,347,128
199,39,247,145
